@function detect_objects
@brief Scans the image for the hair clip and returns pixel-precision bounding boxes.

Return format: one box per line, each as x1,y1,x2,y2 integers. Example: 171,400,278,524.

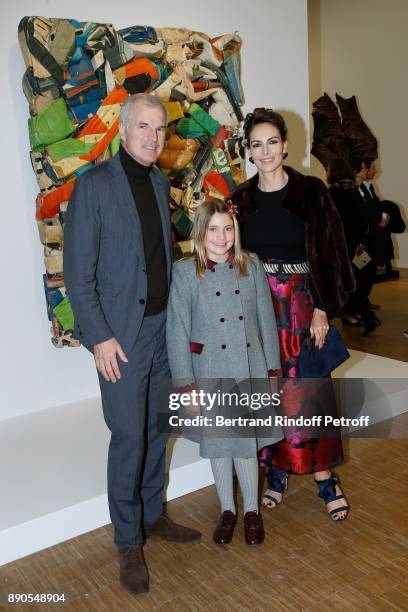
226,202,238,216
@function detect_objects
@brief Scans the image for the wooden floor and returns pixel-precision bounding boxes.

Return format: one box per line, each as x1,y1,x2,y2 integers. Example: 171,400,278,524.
1,414,408,611
1,276,407,611
340,271,408,363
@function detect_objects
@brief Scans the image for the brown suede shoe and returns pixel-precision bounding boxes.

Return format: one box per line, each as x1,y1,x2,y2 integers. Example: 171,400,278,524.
144,512,201,543
244,511,265,546
213,511,237,545
118,546,149,595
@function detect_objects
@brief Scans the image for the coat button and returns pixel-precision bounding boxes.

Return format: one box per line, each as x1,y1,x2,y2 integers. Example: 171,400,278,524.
216,291,221,296
229,264,233,269
211,268,215,273
139,299,146,304
238,315,244,320
221,344,226,349
220,317,225,322
235,289,240,294
247,343,250,347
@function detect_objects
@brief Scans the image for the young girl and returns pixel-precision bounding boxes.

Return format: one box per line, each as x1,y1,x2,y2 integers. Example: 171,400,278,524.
166,199,282,546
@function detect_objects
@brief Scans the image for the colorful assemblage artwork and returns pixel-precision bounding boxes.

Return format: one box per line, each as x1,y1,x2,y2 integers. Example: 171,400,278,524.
18,17,246,347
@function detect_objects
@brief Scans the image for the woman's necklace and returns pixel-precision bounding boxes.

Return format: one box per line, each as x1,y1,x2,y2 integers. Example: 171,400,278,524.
258,170,288,193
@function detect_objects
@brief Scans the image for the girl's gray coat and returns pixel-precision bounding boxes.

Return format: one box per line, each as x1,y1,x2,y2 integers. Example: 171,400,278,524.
166,253,283,457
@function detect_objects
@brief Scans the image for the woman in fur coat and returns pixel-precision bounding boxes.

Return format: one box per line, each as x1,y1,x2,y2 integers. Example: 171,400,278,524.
230,108,355,521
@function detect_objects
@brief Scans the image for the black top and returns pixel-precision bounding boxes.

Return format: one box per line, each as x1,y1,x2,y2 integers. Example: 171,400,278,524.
241,184,323,309
329,185,368,257
359,182,397,263
119,145,168,315
241,185,306,261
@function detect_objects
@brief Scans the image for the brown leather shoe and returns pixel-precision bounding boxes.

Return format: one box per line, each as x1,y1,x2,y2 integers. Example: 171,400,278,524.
213,511,237,545
244,511,265,546
144,512,201,543
118,546,149,595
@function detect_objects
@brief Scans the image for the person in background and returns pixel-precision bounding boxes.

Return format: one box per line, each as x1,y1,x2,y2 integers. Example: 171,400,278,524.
351,157,389,296
358,158,405,281
327,158,380,336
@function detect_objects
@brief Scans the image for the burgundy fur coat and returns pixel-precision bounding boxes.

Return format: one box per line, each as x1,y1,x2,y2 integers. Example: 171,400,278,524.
230,166,356,319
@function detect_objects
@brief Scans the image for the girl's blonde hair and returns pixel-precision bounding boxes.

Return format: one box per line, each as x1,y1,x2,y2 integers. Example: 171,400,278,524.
190,199,252,277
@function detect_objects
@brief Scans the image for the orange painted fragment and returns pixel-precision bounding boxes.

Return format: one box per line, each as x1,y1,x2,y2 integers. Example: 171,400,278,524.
36,181,76,220
203,171,230,199
77,86,128,137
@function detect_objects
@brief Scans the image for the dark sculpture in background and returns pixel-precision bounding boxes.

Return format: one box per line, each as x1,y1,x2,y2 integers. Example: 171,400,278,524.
311,92,378,170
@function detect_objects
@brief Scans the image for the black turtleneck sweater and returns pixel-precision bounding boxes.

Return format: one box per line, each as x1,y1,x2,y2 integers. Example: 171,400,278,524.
119,145,167,315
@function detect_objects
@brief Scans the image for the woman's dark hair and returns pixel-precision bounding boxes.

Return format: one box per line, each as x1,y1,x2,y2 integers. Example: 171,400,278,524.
349,156,375,173
327,158,355,185
243,108,288,144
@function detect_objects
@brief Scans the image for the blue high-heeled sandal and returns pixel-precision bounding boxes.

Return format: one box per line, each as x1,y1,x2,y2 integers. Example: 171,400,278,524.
262,467,288,509
315,472,349,521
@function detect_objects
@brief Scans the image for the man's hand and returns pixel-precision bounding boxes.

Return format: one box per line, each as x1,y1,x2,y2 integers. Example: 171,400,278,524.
94,337,128,383
309,308,330,350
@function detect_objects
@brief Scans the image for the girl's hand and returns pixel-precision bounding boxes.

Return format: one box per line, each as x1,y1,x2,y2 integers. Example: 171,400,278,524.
309,308,329,349
269,376,279,396
185,393,200,417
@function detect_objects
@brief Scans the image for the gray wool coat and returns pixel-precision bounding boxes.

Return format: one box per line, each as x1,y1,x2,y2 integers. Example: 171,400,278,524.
166,253,283,458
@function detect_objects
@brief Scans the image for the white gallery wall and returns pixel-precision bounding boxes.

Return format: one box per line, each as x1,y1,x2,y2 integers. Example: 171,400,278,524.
308,0,408,268
0,0,309,423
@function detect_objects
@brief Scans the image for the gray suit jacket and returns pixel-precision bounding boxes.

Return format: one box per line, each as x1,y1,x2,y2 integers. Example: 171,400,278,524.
64,154,172,354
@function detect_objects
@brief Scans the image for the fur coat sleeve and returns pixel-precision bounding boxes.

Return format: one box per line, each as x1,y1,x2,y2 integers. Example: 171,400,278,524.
303,175,356,318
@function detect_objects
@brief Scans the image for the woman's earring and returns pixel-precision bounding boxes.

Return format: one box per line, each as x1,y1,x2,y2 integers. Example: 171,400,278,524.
249,156,254,164
283,152,288,160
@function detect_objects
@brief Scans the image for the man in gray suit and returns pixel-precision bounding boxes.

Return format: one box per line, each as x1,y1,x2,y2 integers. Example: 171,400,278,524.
64,93,200,596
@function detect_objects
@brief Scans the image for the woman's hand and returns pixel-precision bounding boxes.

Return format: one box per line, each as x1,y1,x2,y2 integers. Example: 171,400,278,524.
310,308,329,349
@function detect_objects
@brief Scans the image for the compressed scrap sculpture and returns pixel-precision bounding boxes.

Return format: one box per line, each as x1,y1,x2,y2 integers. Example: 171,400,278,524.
311,92,378,170
18,17,246,347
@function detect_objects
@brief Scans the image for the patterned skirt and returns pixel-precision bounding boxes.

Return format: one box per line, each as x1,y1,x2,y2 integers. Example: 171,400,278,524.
258,266,344,474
